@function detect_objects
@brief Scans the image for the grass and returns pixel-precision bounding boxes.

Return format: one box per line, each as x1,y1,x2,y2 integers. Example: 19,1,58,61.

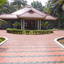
0,37,5,43
54,27,64,30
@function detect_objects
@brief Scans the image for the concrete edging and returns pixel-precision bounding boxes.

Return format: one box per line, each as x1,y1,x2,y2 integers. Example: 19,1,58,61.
0,37,8,46
54,36,64,50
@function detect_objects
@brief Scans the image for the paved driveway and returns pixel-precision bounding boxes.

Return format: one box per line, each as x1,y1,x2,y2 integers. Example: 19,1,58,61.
0,30,64,64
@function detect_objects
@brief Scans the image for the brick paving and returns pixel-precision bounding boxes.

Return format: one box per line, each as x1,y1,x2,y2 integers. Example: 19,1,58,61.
0,30,64,64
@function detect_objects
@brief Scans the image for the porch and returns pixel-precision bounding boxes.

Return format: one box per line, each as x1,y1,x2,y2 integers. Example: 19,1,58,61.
21,20,41,30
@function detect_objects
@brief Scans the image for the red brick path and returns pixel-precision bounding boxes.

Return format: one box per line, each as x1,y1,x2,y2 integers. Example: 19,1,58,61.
0,30,64,64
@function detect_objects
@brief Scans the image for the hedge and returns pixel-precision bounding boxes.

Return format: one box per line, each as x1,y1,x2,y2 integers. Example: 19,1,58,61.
6,28,53,35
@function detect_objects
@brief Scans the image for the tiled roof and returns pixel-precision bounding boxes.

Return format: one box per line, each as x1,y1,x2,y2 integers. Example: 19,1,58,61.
45,15,57,20
17,11,45,19
0,5,57,20
0,14,17,19
12,5,47,17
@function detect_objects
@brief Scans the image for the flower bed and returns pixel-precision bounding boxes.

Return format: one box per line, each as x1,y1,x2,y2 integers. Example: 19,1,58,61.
54,36,64,50
0,37,8,46
0,37,5,43
6,28,53,35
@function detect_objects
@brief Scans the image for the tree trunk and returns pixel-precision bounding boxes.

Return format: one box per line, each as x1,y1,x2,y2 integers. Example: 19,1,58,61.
58,12,62,30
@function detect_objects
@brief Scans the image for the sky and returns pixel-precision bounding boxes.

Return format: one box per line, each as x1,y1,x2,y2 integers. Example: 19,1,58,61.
8,0,48,6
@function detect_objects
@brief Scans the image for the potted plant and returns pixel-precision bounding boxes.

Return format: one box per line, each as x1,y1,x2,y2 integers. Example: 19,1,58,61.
41,21,49,30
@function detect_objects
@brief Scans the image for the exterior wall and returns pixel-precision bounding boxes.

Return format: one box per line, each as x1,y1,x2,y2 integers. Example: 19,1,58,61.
41,20,54,29
1,19,21,29
1,19,54,29
1,20,11,29
48,21,53,29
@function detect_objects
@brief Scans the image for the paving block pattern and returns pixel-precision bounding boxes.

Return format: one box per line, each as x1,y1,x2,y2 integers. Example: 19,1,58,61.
0,30,64,64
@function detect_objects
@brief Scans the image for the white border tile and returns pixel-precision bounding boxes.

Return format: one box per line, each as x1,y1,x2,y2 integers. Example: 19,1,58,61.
54,36,64,50
0,37,8,46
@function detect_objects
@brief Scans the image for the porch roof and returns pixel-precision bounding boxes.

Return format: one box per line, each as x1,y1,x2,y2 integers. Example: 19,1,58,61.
17,11,46,19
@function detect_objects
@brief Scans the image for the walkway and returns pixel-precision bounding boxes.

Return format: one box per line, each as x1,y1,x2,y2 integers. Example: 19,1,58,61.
0,30,64,64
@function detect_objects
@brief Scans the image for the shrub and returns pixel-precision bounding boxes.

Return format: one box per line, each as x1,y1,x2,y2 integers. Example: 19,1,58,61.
29,31,33,35
6,28,53,35
22,29,26,34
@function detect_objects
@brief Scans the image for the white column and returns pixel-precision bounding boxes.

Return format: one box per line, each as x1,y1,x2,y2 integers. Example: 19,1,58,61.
40,20,41,30
21,20,22,29
23,20,25,29
37,20,39,30
35,20,36,29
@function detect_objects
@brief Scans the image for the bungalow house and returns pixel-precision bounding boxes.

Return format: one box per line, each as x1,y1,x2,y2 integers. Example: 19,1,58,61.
0,5,57,30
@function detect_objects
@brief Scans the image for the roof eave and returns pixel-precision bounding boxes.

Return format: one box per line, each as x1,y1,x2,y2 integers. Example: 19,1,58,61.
18,17,45,20
44,18,57,21
0,18,18,19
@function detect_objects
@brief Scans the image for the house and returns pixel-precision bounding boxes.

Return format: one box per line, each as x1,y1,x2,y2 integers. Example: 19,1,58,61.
0,5,57,30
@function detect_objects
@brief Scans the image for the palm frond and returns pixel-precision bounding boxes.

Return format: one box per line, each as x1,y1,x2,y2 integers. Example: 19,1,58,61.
0,19,7,25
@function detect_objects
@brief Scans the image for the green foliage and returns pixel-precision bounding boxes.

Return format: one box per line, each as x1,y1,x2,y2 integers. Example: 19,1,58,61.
29,31,33,35
61,12,64,23
1,3,16,14
0,19,7,25
11,0,27,10
0,0,7,14
22,29,26,34
13,22,20,28
0,0,7,5
0,39,2,43
41,21,49,27
49,0,58,4
0,37,5,43
0,19,7,28
6,28,53,35
44,1,51,14
31,1,43,11
0,0,27,14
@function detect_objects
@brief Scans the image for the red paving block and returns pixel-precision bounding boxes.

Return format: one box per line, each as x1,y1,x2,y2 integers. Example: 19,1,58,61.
0,52,64,56
0,57,64,63
0,45,59,48
3,42,56,44
0,48,62,52
0,30,64,63
61,63,64,64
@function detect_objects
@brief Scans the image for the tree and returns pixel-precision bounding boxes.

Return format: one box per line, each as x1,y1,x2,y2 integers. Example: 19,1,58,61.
0,0,7,5
1,3,17,14
0,19,7,28
45,0,64,29
49,0,58,4
50,0,64,29
31,1,43,11
0,0,7,28
11,0,27,10
0,0,7,14
44,1,51,14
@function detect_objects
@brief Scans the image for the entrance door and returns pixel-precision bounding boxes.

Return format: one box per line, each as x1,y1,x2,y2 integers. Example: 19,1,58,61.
25,20,35,30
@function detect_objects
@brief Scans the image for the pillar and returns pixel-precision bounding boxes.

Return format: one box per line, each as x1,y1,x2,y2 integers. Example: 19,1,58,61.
23,20,25,29
37,20,39,30
21,20,22,29
40,20,41,30
35,20,36,29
